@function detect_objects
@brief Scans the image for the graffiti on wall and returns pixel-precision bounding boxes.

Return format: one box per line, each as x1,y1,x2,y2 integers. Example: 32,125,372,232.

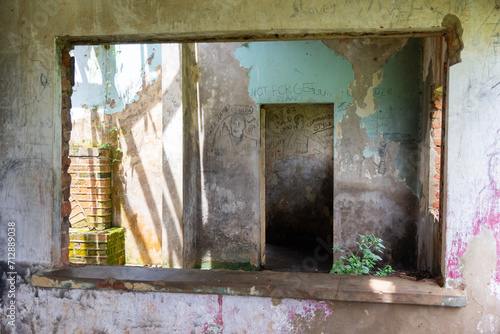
210,105,258,158
265,104,333,166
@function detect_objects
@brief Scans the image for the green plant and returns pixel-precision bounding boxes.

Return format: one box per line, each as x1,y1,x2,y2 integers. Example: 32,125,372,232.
330,234,394,276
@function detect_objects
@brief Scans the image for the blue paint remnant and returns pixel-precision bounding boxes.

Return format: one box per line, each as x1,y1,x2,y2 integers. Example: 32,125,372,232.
59,280,96,289
441,296,467,308
361,39,423,196
235,41,354,155
363,146,378,158
71,44,161,116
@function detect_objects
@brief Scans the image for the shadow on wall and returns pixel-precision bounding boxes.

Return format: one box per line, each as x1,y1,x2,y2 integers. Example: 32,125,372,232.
70,44,173,265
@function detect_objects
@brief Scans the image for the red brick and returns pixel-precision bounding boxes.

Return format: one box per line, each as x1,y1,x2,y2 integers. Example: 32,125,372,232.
432,128,442,138
431,110,442,119
62,52,71,68
62,141,69,153
431,121,442,129
61,172,72,187
61,248,70,265
62,156,72,168
62,201,72,218
61,77,72,93
61,232,70,249
62,94,72,110
62,127,72,142
72,178,110,187
62,186,71,201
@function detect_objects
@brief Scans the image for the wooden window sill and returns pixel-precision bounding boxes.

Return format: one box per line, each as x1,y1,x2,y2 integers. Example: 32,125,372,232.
32,266,466,307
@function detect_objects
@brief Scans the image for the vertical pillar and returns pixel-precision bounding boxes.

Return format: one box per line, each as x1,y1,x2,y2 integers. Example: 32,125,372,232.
181,43,200,268
162,43,185,268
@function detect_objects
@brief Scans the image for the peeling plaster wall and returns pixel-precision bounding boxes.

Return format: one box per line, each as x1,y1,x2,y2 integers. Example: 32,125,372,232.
326,38,424,266
235,40,354,152
2,0,500,332
69,44,164,264
196,43,260,269
237,39,424,267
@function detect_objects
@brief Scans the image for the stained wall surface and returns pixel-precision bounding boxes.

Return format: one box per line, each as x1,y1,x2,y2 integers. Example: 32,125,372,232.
263,103,334,250
237,39,424,267
69,44,164,265
197,43,260,269
1,0,500,332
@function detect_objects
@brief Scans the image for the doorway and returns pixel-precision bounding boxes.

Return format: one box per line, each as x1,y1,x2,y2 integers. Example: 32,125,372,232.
261,103,334,272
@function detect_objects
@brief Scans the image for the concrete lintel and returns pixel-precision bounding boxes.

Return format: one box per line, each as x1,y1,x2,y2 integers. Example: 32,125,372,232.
56,28,448,45
32,266,466,307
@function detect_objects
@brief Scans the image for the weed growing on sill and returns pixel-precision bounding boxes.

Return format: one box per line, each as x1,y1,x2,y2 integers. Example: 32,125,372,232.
330,234,394,276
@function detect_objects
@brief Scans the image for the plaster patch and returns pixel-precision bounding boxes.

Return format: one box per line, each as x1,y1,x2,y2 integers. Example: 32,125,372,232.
357,68,383,118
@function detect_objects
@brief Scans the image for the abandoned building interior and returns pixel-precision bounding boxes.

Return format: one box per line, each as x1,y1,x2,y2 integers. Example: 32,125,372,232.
64,37,444,276
1,0,500,332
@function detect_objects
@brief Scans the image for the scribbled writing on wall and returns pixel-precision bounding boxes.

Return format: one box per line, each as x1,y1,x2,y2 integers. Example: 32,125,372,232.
209,105,258,158
290,0,336,18
250,82,332,103
264,104,334,166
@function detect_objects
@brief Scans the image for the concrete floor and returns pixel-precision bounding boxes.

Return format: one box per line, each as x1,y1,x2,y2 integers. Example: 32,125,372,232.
263,243,333,273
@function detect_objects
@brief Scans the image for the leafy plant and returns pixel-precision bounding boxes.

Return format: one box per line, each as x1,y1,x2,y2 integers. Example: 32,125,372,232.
330,234,394,276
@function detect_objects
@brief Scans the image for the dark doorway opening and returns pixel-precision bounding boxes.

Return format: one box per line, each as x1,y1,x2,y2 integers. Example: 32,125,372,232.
262,103,334,272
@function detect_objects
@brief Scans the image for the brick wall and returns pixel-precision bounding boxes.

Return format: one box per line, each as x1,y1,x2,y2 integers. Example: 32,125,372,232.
69,228,125,265
68,148,113,230
430,88,443,217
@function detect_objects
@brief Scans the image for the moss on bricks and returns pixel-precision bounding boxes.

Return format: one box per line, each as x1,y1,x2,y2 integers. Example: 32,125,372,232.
69,227,125,265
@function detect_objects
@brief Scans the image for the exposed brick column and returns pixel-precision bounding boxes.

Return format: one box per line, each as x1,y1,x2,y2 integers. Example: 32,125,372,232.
430,89,443,217
61,50,74,265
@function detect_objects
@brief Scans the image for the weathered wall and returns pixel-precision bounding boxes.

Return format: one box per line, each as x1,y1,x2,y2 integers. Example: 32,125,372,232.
197,43,260,269
69,44,164,265
1,0,500,332
263,103,334,249
162,43,184,268
237,39,424,267
326,38,424,267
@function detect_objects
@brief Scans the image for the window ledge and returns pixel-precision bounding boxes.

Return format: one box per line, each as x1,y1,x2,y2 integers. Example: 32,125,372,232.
32,266,466,307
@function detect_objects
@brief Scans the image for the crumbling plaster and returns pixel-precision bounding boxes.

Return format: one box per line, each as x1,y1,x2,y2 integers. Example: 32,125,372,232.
1,0,500,332
69,44,164,265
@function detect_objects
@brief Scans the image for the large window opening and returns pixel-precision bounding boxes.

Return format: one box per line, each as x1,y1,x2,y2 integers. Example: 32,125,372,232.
61,36,447,279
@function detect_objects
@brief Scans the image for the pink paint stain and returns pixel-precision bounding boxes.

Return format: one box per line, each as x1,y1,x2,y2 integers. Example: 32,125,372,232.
446,238,467,279
215,295,224,327
471,185,500,282
202,295,224,333
447,151,500,283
